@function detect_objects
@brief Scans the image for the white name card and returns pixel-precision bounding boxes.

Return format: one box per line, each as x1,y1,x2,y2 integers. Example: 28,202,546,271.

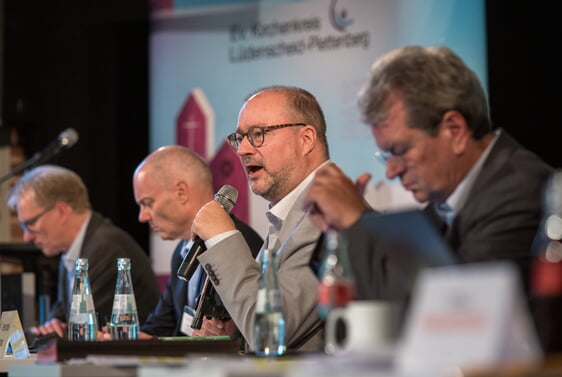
396,261,542,374
0,310,30,359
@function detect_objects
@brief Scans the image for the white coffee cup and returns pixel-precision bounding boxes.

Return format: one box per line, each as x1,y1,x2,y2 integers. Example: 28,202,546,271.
324,300,401,355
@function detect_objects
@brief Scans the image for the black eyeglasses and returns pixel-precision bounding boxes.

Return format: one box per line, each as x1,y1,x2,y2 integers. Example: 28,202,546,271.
19,205,54,233
226,123,306,151
374,150,405,164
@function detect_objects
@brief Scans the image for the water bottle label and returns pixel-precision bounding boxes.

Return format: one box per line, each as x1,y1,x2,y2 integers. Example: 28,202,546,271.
70,294,96,313
269,290,282,311
85,295,96,311
70,296,80,312
317,280,355,307
256,289,266,312
69,313,92,323
112,294,137,313
256,289,283,313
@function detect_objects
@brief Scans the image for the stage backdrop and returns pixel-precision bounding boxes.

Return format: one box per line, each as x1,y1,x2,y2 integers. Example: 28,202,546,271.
149,0,486,275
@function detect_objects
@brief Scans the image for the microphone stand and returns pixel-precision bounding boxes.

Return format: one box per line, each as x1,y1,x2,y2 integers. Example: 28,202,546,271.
191,276,231,330
0,139,71,185
0,152,45,185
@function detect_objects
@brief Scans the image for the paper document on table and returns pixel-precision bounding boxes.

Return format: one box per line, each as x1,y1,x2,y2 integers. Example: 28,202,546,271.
0,310,30,359
396,261,542,374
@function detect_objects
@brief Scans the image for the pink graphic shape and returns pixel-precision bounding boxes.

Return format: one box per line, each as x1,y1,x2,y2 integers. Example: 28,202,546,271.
150,0,174,13
176,89,211,158
175,88,249,224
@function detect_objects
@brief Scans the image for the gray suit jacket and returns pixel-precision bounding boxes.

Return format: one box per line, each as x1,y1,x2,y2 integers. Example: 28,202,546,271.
344,129,553,301
51,212,161,327
199,188,324,352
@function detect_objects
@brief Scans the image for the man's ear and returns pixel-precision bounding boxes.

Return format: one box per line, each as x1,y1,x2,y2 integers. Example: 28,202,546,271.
301,125,318,155
176,181,189,204
442,110,470,155
54,201,72,221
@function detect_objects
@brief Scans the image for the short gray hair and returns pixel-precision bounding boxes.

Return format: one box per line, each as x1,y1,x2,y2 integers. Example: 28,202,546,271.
358,45,491,139
7,165,91,212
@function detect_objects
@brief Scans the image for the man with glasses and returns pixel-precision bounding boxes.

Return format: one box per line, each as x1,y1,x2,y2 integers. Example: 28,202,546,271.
303,45,553,300
7,165,161,339
191,86,330,352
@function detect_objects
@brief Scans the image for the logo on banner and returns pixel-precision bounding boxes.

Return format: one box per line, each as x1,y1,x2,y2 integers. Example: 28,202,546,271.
227,1,369,63
330,0,354,32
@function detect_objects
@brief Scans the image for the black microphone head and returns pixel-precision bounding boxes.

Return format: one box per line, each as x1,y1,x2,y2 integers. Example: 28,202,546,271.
214,184,238,213
58,128,79,149
176,184,238,282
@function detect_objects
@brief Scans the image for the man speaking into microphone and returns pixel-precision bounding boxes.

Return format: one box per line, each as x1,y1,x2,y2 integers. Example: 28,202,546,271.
192,86,330,352
132,145,262,338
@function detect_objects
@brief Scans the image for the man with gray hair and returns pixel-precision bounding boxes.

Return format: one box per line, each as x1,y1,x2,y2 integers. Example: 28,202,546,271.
7,165,160,339
304,45,553,300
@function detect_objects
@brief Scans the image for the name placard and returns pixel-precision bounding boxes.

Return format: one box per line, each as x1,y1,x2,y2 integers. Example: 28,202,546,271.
397,262,541,374
0,310,30,359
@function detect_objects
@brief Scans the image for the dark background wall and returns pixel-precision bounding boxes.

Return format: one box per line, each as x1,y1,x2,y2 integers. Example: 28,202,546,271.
486,2,561,168
1,1,150,250
1,1,560,253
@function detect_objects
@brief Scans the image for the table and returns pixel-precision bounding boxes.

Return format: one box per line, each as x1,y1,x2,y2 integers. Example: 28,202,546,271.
0,355,36,377
9,347,562,377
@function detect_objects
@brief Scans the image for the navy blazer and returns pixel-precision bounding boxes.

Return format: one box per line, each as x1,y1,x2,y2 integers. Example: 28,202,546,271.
141,215,263,336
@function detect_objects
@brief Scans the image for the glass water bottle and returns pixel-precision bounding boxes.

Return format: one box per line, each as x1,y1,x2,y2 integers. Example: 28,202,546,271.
110,258,139,340
530,170,562,352
316,229,356,320
68,258,98,341
253,248,286,356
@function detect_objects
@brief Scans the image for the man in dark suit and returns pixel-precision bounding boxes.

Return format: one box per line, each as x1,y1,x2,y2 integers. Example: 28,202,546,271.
7,165,160,338
303,45,553,301
132,145,263,338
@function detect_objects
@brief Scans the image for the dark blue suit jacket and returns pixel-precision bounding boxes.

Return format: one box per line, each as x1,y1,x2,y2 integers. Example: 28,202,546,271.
141,215,263,336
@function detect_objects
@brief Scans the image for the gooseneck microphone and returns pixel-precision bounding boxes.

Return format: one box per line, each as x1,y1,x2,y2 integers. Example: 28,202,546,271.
35,128,79,163
0,128,80,184
56,128,80,149
177,184,239,281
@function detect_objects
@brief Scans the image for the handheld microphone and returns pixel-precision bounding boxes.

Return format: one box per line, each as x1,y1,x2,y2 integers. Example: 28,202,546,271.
177,184,238,281
0,128,79,184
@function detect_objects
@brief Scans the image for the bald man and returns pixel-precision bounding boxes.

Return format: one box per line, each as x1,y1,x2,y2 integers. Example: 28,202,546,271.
132,145,262,338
